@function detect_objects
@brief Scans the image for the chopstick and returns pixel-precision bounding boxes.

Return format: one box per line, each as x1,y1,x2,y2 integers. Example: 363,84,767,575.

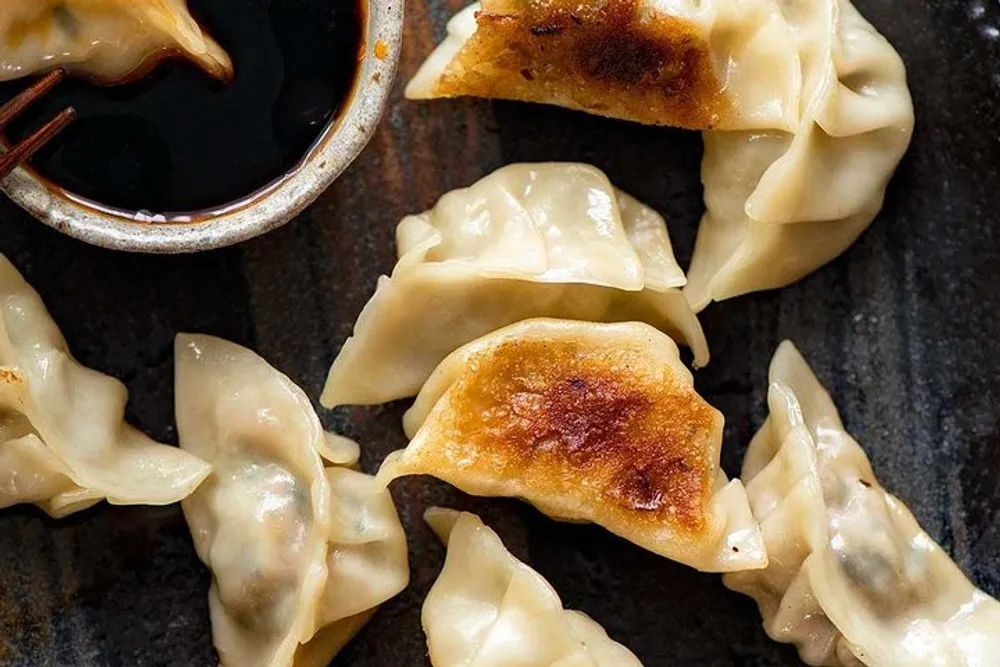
0,69,76,180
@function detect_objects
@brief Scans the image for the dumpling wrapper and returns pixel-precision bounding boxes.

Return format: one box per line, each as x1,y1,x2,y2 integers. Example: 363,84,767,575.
0,256,209,518
423,507,643,667
406,0,803,131
321,162,708,408
683,0,914,309
408,0,913,307
0,0,233,83
177,335,408,667
724,342,1000,666
295,466,410,666
177,334,332,667
378,318,765,572
318,432,362,467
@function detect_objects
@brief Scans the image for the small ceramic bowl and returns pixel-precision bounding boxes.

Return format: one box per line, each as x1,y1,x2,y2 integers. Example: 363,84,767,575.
0,0,402,254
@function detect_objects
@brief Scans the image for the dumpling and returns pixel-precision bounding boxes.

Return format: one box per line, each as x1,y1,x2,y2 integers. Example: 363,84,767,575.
683,0,914,309
423,507,643,667
724,342,1000,666
405,0,803,131
0,0,233,83
0,255,209,518
407,0,913,306
176,335,332,667
295,466,410,667
378,318,765,572
321,162,708,408
176,335,408,667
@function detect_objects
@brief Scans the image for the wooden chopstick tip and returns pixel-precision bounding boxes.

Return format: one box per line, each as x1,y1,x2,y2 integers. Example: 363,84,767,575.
0,106,77,181
0,68,68,131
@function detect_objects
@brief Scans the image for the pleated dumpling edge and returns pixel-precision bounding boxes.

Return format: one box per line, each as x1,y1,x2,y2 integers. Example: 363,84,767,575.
684,0,914,309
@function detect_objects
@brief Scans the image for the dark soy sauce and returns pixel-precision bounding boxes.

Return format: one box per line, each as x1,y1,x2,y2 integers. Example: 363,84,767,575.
0,0,363,214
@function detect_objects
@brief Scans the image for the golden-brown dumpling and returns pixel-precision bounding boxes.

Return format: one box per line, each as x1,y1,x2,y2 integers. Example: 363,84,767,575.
0,0,233,83
378,318,765,572
422,508,644,666
406,0,802,131
725,342,1000,666
321,162,707,408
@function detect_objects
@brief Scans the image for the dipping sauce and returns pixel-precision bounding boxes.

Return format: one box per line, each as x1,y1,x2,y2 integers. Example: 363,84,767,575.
0,0,363,214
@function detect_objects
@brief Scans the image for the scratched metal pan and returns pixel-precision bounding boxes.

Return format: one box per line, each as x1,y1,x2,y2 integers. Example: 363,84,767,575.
0,0,998,665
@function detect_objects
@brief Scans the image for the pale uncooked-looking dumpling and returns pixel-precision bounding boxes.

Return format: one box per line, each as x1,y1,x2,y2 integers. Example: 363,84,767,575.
724,342,1000,666
0,255,209,518
423,508,644,667
321,162,708,408
176,335,408,667
406,0,803,131
683,0,913,309
0,0,233,83
295,466,410,667
407,0,913,306
379,318,765,572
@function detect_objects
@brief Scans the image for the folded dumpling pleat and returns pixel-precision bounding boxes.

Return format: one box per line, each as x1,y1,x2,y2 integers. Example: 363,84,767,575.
0,256,209,518
176,335,408,667
378,318,764,572
322,163,708,408
0,0,233,83
423,508,643,667
725,342,1000,666
292,465,410,666
683,0,914,309
310,466,409,636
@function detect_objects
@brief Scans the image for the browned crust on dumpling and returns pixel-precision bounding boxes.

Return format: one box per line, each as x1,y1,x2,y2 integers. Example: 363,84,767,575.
0,368,24,385
435,0,724,129
428,337,719,534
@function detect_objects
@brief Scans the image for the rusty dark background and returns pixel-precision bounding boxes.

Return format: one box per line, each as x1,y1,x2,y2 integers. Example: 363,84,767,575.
1,0,999,665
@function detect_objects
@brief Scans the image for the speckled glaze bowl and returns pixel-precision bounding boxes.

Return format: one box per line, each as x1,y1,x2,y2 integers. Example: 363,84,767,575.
0,0,402,254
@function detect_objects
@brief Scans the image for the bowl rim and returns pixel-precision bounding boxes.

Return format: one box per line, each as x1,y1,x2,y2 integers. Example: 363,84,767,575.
0,0,403,254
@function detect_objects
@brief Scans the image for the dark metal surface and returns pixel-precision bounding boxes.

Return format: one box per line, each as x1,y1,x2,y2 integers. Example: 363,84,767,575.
1,0,999,665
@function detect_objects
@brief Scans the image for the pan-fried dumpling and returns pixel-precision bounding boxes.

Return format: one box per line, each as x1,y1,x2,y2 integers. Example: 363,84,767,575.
321,162,708,408
406,0,802,131
423,508,644,667
0,256,209,518
724,342,1000,666
0,0,233,83
683,0,913,309
176,335,408,667
378,318,765,572
408,0,913,306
